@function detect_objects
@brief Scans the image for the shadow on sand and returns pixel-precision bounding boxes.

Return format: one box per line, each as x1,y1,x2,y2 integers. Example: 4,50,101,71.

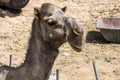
86,31,111,44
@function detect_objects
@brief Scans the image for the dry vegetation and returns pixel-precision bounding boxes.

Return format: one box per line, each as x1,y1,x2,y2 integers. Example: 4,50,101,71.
0,0,120,80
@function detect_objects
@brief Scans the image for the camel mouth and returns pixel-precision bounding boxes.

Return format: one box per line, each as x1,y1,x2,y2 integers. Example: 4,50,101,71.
72,45,82,52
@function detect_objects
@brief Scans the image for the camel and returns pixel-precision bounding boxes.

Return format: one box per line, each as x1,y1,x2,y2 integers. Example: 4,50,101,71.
0,3,83,80
0,0,29,17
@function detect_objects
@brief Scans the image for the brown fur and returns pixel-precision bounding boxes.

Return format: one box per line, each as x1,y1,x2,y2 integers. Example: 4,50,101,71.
0,0,29,17
0,3,83,80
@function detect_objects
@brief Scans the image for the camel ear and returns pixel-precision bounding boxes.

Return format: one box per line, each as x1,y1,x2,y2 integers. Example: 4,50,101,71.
34,7,40,18
61,6,67,12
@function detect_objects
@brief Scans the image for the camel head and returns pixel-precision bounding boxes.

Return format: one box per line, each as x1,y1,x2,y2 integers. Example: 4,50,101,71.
34,3,83,52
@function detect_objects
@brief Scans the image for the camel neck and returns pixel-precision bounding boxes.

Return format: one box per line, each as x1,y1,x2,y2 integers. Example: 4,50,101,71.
21,18,59,79
23,32,59,80
24,31,59,64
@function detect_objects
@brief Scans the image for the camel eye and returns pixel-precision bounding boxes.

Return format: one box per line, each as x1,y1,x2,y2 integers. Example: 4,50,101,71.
48,21,57,25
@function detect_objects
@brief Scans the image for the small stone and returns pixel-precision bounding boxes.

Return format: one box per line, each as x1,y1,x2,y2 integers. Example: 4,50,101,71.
62,52,70,56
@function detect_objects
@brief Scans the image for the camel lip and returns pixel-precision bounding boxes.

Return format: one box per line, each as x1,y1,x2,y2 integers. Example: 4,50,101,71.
72,45,82,52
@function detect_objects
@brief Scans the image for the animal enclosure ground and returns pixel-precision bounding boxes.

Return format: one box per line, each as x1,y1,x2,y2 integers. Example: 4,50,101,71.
0,0,120,80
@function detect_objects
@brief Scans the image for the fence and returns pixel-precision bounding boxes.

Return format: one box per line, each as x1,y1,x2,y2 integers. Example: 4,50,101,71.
8,54,99,80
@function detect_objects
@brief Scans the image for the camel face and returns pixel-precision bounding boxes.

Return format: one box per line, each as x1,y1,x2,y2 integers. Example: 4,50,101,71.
34,3,66,43
34,3,83,51
42,12,66,42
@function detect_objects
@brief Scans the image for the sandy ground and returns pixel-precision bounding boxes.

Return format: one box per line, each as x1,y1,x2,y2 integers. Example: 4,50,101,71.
0,0,120,80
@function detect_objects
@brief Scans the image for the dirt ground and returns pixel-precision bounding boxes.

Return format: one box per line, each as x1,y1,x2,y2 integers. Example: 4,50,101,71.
0,0,120,80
